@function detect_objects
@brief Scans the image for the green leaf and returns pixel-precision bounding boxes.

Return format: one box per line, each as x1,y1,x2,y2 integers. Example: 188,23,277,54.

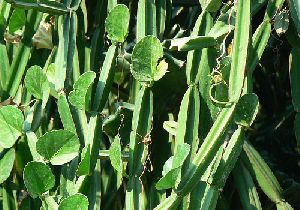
0,148,15,184
109,135,122,173
156,143,190,190
109,135,123,187
23,161,55,198
46,63,59,98
289,0,300,34
76,145,91,176
131,35,164,83
24,65,50,100
208,10,235,40
46,63,56,84
199,0,222,12
154,59,168,81
169,36,217,51
8,8,26,34
36,130,80,165
102,102,134,137
69,71,96,110
58,194,89,210
234,93,259,127
0,105,24,148
105,4,130,43
156,166,180,191
26,132,44,162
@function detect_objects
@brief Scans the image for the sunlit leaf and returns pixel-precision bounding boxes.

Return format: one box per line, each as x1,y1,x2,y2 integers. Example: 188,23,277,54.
0,148,15,184
69,71,96,110
58,194,89,210
131,35,165,83
23,161,55,198
105,4,130,43
0,105,24,148
24,65,50,100
36,130,80,165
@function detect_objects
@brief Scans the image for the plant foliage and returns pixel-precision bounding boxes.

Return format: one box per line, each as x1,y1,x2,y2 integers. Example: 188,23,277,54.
0,0,299,209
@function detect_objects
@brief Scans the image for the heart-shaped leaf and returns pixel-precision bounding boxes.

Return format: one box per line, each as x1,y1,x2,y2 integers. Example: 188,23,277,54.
36,130,80,165
69,71,96,110
0,148,15,184
23,161,55,198
0,105,24,148
156,143,190,190
58,194,89,210
24,65,50,100
105,4,130,43
131,35,166,83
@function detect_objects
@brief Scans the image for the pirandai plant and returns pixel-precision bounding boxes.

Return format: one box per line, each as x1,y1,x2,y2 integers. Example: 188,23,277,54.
0,0,300,209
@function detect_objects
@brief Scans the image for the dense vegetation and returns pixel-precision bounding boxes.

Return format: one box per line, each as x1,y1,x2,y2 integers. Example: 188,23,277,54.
0,0,300,209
